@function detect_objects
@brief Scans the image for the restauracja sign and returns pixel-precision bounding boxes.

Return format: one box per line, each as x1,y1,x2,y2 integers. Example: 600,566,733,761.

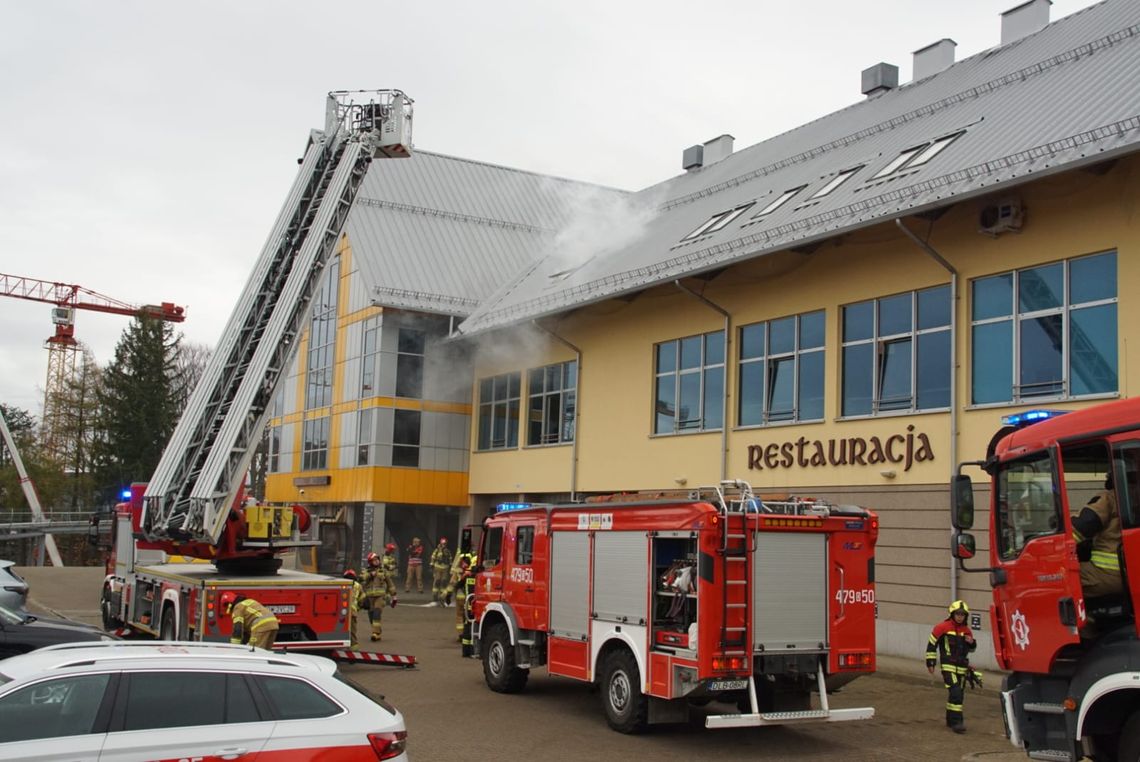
747,424,934,472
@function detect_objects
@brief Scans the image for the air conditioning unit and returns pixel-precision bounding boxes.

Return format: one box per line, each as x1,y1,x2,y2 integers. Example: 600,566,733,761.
978,198,1024,237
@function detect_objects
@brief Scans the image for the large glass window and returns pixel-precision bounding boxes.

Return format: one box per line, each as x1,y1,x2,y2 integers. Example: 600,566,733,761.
526,360,577,446
477,373,521,450
654,331,725,434
395,328,425,399
393,410,421,468
360,321,380,397
305,258,340,410
841,286,950,416
971,251,1117,404
268,426,281,473
302,416,329,471
738,311,824,426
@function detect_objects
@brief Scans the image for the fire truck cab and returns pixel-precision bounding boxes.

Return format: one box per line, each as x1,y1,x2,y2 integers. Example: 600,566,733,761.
470,481,879,733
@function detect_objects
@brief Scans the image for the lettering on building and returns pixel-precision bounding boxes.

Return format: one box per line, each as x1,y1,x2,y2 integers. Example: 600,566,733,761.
747,425,934,472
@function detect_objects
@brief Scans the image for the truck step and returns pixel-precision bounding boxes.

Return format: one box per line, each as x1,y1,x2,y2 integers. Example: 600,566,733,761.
1023,702,1065,715
1026,750,1073,761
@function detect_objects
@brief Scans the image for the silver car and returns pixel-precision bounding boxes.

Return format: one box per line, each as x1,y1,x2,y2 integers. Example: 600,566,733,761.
0,562,28,611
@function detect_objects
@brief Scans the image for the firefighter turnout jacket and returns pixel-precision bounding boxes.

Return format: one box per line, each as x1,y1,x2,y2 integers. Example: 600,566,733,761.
927,613,977,730
230,598,280,649
1072,489,1123,597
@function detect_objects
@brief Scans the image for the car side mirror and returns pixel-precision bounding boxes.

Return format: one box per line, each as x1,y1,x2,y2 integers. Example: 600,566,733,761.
951,474,975,530
953,532,977,560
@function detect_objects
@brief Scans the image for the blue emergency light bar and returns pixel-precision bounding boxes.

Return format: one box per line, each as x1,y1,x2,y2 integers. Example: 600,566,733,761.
121,489,132,500
1001,409,1069,428
496,502,533,513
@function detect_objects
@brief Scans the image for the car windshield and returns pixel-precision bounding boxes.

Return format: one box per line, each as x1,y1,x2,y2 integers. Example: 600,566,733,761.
0,605,27,626
995,450,1059,560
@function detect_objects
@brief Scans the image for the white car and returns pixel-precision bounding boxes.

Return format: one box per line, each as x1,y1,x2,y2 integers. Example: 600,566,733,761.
0,641,408,761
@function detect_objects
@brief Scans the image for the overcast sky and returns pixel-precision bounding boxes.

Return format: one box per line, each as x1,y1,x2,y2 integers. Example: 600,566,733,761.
0,0,1099,417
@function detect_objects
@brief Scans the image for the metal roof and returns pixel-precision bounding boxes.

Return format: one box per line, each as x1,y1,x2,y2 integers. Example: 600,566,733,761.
457,0,1140,336
345,151,629,316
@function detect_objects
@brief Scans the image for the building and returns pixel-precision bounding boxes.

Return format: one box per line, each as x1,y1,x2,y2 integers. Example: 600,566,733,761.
268,0,1140,663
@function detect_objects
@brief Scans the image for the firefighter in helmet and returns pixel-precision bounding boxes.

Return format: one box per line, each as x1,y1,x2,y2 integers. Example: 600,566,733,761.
222,593,279,650
361,551,397,641
343,569,366,648
404,537,425,594
430,537,452,604
926,600,979,733
1072,473,1123,600
447,548,478,645
382,542,399,577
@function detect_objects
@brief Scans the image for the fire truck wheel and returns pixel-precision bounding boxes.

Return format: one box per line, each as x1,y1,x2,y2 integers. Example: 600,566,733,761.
481,623,528,693
1119,710,1140,762
101,586,122,631
601,649,648,734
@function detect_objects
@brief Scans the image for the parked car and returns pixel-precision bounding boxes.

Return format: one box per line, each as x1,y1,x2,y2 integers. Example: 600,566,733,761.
0,641,409,761
0,604,117,658
0,561,28,611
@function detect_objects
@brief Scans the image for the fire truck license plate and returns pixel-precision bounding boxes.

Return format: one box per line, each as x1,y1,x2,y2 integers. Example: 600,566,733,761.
707,680,748,691
267,605,296,614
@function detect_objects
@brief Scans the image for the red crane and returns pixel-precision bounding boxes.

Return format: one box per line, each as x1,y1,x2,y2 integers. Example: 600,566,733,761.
0,272,187,461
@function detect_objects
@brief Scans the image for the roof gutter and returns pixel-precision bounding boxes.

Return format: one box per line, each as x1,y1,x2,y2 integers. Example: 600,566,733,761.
531,320,581,501
674,280,730,482
895,218,959,602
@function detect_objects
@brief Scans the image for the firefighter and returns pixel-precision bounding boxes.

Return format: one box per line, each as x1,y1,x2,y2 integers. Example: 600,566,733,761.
222,593,279,650
404,537,425,593
1072,476,1123,599
430,537,452,604
343,569,366,648
926,600,978,733
361,551,397,641
447,549,477,643
382,542,399,578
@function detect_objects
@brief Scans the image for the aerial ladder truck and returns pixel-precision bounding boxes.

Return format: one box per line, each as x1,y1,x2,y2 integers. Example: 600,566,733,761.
100,90,414,650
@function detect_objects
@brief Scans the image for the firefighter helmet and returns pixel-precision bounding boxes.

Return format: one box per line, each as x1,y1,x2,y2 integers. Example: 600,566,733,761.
385,543,396,553
948,600,969,616
343,569,357,580
367,552,380,566
220,591,237,614
439,537,447,545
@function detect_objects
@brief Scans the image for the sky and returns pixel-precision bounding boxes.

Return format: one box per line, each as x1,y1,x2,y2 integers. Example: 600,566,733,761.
0,0,1101,416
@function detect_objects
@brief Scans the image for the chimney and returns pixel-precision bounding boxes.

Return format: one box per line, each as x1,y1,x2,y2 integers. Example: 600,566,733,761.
912,39,957,81
1001,0,1051,46
702,134,735,166
682,144,704,171
861,62,899,97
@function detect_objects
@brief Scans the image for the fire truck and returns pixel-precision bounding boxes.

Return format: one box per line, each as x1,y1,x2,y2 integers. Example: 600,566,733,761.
951,398,1140,762
469,481,879,733
99,90,414,650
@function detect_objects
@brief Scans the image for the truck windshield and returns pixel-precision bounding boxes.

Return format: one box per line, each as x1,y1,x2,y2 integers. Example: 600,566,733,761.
995,451,1059,560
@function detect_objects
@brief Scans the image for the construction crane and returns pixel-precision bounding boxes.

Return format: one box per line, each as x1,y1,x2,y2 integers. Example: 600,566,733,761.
0,274,186,461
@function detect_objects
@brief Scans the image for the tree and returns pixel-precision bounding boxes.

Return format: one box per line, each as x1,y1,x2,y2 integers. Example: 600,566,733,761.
91,316,189,500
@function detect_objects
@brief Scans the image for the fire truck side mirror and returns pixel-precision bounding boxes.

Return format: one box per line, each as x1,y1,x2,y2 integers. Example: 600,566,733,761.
953,532,977,560
951,474,975,530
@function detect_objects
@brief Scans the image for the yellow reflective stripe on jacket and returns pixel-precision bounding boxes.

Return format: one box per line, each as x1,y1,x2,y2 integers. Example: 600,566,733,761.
250,615,278,632
1091,550,1120,571
1072,529,1085,543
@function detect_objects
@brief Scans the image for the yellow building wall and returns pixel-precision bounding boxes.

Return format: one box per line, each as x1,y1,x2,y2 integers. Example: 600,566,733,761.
470,157,1140,497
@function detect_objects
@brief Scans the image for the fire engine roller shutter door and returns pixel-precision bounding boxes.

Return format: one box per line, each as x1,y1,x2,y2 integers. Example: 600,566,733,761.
753,532,827,652
592,532,649,625
550,530,590,639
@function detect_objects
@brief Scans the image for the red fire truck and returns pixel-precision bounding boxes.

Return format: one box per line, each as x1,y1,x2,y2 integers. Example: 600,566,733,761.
469,480,879,733
951,399,1140,762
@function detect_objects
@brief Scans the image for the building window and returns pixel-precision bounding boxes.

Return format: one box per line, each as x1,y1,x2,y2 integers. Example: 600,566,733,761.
871,132,963,179
739,311,824,426
971,251,1117,404
360,321,379,396
477,372,521,450
842,286,951,416
268,426,281,473
301,416,329,471
526,360,577,446
751,186,805,218
305,258,340,409
681,203,754,241
395,328,425,398
655,331,725,434
393,409,421,467
357,408,373,466
809,166,862,199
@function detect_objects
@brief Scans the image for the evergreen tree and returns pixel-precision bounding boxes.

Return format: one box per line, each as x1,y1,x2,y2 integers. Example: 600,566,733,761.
91,316,188,499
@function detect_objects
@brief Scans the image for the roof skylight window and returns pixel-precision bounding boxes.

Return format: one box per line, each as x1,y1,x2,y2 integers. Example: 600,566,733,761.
680,203,754,241
809,166,863,199
871,131,964,179
751,186,806,218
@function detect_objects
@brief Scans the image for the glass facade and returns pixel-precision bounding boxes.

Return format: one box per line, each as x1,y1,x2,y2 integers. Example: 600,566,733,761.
654,331,725,434
527,360,577,446
304,259,339,410
477,372,521,450
738,311,824,426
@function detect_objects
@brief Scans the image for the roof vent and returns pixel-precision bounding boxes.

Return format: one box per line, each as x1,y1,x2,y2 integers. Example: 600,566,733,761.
702,134,735,166
912,39,957,81
1001,0,1051,46
682,144,704,171
861,63,899,97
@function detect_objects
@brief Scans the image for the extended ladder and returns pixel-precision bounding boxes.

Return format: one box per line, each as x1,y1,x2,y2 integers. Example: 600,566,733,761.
143,91,413,545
